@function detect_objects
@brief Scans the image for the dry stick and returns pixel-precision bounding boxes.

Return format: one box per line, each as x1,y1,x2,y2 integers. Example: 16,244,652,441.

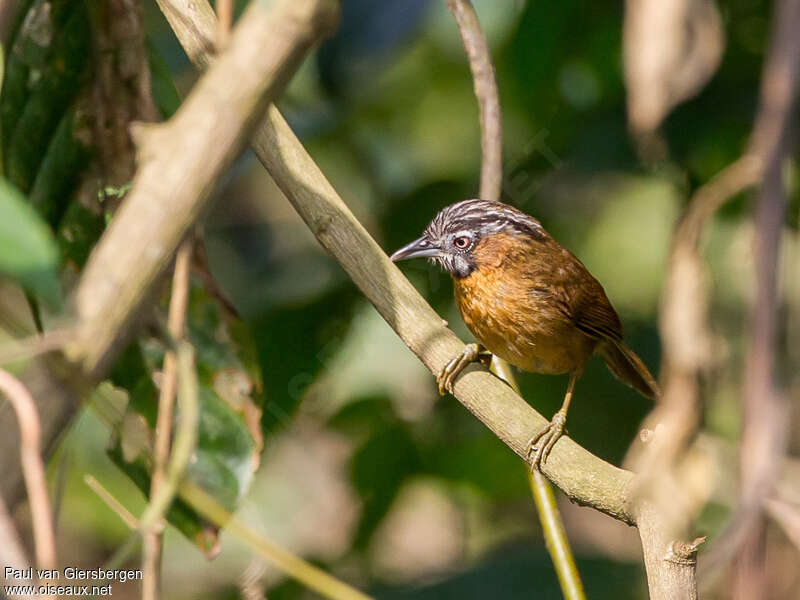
217,0,233,49
445,0,502,203
138,342,199,534
154,2,692,597
735,1,800,596
631,0,800,593
84,474,139,530
666,0,800,591
627,155,762,574
764,496,800,553
143,240,193,600
445,1,585,596
102,341,199,575
0,369,56,574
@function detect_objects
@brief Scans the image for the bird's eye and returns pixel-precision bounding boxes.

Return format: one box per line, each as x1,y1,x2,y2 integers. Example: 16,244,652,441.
454,236,471,250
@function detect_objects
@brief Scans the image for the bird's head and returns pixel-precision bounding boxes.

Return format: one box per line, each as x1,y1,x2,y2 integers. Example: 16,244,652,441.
390,199,546,278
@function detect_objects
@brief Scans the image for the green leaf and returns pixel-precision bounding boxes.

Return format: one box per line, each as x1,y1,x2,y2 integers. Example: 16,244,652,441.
254,285,357,434
349,423,421,549
107,338,260,554
5,2,90,193
188,387,258,511
0,176,60,305
146,40,181,118
29,107,91,227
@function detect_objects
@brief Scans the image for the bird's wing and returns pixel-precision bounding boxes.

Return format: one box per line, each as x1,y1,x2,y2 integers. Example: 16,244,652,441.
562,257,623,342
573,299,623,342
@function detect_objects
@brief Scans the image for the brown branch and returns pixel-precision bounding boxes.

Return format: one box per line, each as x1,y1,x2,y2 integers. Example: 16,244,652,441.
143,239,193,600
217,0,234,49
0,369,56,572
630,0,800,594
67,0,339,380
735,2,800,595
445,0,502,202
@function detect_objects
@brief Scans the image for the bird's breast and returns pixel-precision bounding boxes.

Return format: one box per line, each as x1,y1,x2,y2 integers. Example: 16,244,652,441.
453,261,595,375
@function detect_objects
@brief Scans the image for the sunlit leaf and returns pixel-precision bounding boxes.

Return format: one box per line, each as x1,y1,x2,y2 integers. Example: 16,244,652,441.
0,176,60,305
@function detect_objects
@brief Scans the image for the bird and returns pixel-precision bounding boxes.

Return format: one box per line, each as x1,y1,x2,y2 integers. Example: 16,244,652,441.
390,199,659,468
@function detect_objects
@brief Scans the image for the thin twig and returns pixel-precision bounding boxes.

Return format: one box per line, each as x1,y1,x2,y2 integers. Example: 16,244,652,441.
217,0,233,49
669,0,800,591
628,2,800,595
239,558,268,600
736,3,800,595
625,156,762,555
179,480,373,600
139,341,199,534
528,470,587,600
143,240,193,600
446,1,584,594
765,495,800,553
102,341,199,574
0,329,76,366
445,0,502,202
0,369,57,572
84,474,139,530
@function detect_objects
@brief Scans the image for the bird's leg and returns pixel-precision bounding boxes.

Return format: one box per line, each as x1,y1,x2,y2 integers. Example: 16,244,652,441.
527,372,579,469
436,343,492,395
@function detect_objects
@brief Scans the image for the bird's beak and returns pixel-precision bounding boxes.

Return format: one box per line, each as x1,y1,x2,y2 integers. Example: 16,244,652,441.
390,235,441,262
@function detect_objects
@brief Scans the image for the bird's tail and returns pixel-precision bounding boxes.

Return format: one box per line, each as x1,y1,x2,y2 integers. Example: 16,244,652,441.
597,339,660,400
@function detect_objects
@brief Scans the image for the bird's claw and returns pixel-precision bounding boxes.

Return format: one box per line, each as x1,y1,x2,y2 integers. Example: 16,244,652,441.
436,343,482,395
526,409,567,470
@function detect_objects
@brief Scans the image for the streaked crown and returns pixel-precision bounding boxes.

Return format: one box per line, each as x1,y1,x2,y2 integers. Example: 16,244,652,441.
424,199,546,242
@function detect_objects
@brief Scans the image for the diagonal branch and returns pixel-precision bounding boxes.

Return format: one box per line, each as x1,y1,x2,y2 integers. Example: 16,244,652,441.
68,0,339,380
143,240,193,600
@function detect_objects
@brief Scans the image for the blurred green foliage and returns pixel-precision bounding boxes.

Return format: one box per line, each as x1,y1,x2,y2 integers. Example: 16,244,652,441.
2,0,797,598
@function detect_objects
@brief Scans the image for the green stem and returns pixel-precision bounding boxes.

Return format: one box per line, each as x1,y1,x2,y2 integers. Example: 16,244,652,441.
490,357,586,600
179,480,373,600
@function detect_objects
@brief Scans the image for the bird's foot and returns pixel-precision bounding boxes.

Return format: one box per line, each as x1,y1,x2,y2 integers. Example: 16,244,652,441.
437,343,486,395
526,409,567,470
